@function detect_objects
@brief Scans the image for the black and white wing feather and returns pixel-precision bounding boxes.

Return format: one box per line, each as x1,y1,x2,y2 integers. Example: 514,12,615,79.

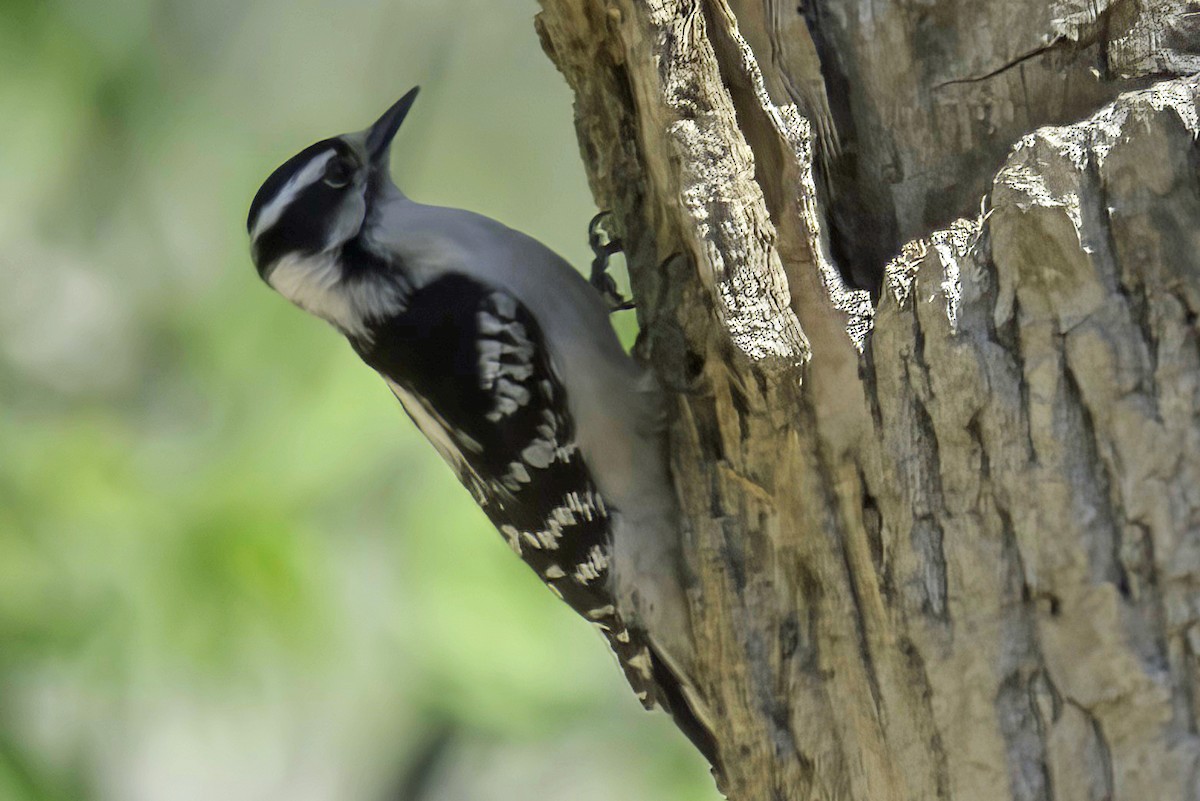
349,274,666,705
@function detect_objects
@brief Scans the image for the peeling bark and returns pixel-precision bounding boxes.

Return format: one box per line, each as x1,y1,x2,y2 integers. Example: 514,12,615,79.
534,1,1200,799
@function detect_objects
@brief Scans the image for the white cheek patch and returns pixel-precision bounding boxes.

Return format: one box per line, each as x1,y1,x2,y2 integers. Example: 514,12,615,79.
267,251,406,340
268,251,344,322
250,150,335,242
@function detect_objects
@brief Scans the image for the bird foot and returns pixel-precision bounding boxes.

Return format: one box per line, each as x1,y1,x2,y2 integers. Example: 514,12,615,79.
588,212,635,313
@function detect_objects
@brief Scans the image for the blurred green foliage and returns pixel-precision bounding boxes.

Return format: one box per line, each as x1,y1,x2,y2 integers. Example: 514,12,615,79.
0,1,717,798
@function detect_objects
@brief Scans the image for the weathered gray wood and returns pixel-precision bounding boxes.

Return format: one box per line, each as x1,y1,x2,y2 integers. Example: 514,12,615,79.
535,1,1200,799
872,82,1200,801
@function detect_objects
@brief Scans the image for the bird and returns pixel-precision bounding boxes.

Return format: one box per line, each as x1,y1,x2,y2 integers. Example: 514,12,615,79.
246,88,717,768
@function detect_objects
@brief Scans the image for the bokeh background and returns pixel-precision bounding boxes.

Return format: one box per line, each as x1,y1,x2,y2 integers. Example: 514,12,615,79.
0,0,719,798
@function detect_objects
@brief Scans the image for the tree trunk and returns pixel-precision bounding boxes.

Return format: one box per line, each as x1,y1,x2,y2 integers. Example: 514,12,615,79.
534,2,1200,799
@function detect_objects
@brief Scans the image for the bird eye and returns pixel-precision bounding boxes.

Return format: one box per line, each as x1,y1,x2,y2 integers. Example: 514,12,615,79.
323,157,354,188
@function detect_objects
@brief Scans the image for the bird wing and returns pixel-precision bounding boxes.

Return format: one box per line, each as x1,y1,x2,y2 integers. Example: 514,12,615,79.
351,271,717,765
352,275,649,653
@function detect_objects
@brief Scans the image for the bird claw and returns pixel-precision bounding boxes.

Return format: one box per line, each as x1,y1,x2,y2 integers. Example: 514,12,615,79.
593,272,636,312
588,211,634,313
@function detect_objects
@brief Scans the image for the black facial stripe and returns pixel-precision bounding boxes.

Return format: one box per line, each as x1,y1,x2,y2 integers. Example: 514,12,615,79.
251,179,349,275
246,138,357,234
341,236,407,285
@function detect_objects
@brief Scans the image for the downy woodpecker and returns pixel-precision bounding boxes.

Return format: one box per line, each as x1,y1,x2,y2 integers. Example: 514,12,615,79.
247,89,716,765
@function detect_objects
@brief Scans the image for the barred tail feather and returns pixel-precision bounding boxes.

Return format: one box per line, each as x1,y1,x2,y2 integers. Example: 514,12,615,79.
592,614,719,770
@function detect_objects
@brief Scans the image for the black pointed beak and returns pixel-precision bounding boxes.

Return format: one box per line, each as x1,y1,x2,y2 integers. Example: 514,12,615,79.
366,87,420,166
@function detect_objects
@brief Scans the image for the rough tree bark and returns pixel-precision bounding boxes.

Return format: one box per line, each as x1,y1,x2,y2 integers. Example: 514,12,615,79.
534,2,1200,800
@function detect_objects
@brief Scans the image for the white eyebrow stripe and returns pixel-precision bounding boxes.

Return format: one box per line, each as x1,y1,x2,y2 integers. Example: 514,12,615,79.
250,149,335,242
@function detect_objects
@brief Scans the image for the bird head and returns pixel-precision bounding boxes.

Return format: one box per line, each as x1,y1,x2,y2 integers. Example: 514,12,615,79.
246,87,419,280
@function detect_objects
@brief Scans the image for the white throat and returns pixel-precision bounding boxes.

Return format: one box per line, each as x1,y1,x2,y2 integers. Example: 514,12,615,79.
267,250,405,340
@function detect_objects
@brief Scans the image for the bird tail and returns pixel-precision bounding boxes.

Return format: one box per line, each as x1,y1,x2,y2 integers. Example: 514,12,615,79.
597,622,721,776
649,642,721,769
